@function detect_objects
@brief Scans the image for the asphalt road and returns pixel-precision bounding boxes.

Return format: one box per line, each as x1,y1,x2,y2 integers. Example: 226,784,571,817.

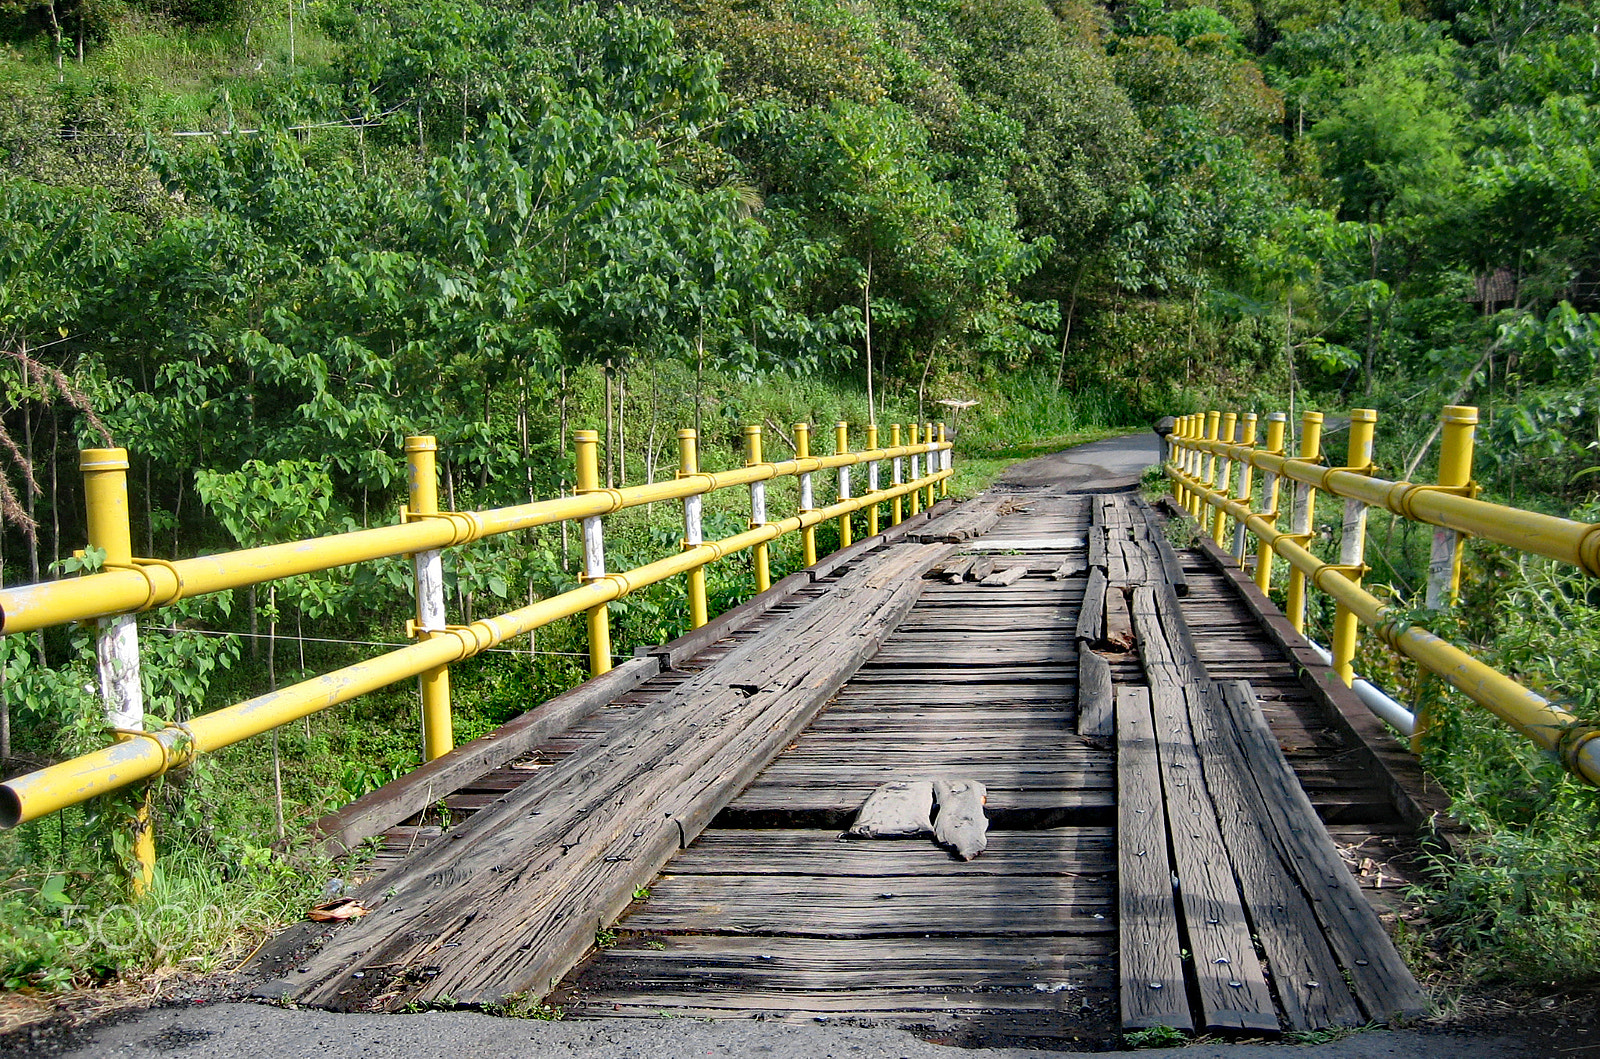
996,432,1163,493
33,1000,1553,1059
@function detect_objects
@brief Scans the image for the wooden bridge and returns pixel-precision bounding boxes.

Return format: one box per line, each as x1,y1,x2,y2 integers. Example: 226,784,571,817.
242,464,1436,1043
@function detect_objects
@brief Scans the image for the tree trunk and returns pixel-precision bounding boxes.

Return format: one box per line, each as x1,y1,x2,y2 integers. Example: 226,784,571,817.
47,0,62,74
695,323,705,439
21,358,39,585
269,585,285,840
1362,226,1382,397
864,250,875,427
646,358,659,488
617,361,626,488
1054,267,1085,389
49,405,60,572
604,360,615,489
560,366,569,571
1285,291,1298,451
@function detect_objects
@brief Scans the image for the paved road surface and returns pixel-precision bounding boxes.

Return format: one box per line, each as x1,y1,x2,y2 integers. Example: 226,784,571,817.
32,1000,1546,1058
997,432,1162,493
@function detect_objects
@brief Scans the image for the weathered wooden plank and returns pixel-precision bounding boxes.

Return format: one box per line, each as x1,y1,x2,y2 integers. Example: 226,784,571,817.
1076,567,1106,643
932,557,974,582
249,542,951,1011
809,706,1073,728
572,987,1111,1021
811,500,955,580
1077,648,1114,738
583,935,1111,994
666,828,1115,876
621,873,1114,937
980,564,1029,586
1133,498,1189,596
1051,556,1089,580
1115,685,1192,1032
306,655,662,858
1215,680,1430,1022
909,498,1001,544
1130,586,1278,1033
636,572,811,668
1103,588,1135,652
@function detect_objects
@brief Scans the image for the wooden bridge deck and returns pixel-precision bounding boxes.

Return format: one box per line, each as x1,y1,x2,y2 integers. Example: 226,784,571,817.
246,486,1436,1044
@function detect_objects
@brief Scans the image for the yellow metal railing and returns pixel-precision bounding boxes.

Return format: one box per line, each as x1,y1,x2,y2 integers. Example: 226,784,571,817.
1166,406,1600,789
0,422,953,889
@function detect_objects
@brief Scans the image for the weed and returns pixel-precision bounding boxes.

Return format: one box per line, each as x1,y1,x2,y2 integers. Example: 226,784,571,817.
1139,464,1170,503
1406,541,1600,984
631,886,651,901
492,991,565,1020
1285,1023,1376,1045
595,926,618,948
1122,1025,1187,1048
1162,514,1201,551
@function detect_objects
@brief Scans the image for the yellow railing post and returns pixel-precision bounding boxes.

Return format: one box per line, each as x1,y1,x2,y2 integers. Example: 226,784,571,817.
1254,413,1287,594
1285,411,1325,633
82,447,154,896
908,423,922,517
1426,406,1480,609
746,426,770,593
1230,413,1258,564
938,423,949,498
1188,414,1204,515
1211,411,1238,544
866,423,881,537
1184,414,1202,517
574,430,612,676
406,436,454,762
835,422,853,550
1330,410,1378,686
678,429,709,629
796,422,817,567
1196,411,1220,520
1173,415,1187,507
890,424,904,526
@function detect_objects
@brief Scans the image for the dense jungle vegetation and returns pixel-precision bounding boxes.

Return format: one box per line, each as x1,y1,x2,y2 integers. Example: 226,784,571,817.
1,0,1598,1013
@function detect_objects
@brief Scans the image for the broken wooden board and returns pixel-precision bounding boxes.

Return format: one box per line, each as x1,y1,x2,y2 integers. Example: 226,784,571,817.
910,499,1004,543
980,564,1029,587
1077,648,1114,738
248,541,952,1011
1076,567,1107,644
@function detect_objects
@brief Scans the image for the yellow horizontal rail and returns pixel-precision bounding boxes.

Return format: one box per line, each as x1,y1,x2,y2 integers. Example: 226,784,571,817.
1167,407,1600,788
0,441,946,635
0,464,949,828
1185,434,1600,579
